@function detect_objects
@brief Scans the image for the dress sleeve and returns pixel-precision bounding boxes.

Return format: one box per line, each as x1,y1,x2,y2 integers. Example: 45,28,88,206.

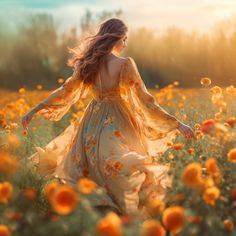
122,57,180,132
36,66,89,121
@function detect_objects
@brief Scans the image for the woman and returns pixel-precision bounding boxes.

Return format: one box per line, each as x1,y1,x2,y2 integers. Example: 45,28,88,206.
21,18,195,218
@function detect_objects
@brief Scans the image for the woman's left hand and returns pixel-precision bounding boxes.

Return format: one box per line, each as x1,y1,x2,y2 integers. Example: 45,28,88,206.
177,122,196,140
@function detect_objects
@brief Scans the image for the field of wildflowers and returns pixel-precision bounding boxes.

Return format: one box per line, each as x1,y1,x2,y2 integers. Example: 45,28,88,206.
0,79,236,236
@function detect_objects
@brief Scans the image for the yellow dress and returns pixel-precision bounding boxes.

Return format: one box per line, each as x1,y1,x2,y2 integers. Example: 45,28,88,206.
28,57,180,216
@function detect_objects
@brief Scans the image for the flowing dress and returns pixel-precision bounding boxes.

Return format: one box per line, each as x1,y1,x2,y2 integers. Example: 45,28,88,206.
28,56,180,216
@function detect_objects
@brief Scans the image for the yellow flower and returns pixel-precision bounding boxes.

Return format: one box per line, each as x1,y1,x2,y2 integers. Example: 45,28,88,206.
182,162,203,188
210,86,222,94
200,77,211,86
0,224,11,236
173,81,179,86
77,177,97,194
227,148,236,163
50,185,79,215
162,206,185,234
18,88,26,94
0,182,14,204
57,78,65,84
223,219,234,231
203,186,220,206
194,123,201,129
36,84,43,90
141,219,166,236
95,211,123,236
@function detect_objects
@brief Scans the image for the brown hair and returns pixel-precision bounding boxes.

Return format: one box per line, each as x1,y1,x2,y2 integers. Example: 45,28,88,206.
67,18,128,88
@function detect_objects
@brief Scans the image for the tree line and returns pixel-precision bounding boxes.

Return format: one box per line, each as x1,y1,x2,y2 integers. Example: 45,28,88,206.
0,9,236,90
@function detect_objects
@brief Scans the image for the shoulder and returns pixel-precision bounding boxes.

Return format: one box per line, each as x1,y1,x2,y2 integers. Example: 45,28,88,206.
117,56,136,70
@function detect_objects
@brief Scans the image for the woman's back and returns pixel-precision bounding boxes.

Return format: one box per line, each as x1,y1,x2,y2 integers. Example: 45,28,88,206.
93,55,127,91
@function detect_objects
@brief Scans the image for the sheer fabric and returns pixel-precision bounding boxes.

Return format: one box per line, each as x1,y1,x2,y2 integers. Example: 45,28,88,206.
37,65,89,121
28,56,180,217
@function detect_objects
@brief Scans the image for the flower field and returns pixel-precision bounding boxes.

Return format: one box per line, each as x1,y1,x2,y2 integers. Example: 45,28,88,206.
0,79,236,236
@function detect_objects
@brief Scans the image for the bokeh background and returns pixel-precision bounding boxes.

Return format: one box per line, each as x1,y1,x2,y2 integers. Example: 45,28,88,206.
1,0,236,90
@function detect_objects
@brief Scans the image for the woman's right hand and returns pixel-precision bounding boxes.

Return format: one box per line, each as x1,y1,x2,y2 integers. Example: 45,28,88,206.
21,110,35,131
177,122,196,140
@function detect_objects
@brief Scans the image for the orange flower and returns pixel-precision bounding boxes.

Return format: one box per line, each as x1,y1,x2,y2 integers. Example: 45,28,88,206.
82,168,90,177
214,112,222,120
23,187,37,201
95,211,123,236
0,181,14,204
201,177,215,190
205,158,219,175
205,158,222,185
175,193,185,201
141,219,166,236
168,154,174,160
200,77,211,86
203,186,220,206
44,180,59,202
0,224,11,236
119,214,133,225
145,197,165,216
4,210,23,221
162,206,185,234
227,148,236,163
230,187,236,200
187,148,194,154
77,177,97,194
223,219,234,231
23,130,28,136
114,130,123,138
172,143,184,150
50,185,79,215
166,141,173,147
0,150,20,177
182,162,203,187
226,117,236,127
6,133,20,149
188,215,202,224
201,119,216,134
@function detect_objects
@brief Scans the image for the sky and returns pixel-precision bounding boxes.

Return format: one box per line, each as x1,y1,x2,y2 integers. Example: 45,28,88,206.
1,0,236,34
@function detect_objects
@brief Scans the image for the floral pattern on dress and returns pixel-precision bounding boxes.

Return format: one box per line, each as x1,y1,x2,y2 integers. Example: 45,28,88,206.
29,56,180,216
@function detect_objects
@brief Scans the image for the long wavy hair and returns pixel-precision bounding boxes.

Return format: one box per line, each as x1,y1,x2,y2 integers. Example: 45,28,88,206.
67,18,128,88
